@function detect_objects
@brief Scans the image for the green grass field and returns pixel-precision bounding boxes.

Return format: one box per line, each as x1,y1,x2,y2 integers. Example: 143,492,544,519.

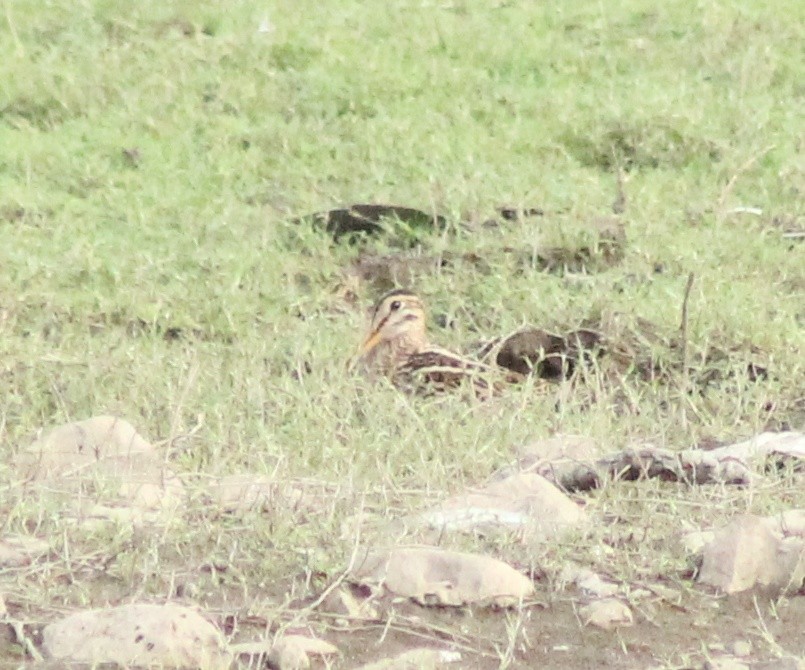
1,0,803,667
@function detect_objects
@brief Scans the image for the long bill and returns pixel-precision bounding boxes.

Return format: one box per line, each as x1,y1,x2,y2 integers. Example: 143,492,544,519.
346,328,383,372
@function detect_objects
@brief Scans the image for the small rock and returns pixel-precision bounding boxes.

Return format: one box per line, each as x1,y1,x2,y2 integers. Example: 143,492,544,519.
642,583,683,604
579,598,633,630
350,547,533,607
261,635,338,670
698,515,804,594
576,572,620,598
556,565,621,598
414,473,586,541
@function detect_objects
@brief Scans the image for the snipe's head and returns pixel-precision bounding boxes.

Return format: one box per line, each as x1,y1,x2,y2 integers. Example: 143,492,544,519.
352,289,427,368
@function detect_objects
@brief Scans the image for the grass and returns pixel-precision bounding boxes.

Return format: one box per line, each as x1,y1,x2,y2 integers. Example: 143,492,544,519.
1,0,803,667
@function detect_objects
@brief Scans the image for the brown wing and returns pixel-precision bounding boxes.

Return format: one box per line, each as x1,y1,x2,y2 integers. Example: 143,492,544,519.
394,347,520,397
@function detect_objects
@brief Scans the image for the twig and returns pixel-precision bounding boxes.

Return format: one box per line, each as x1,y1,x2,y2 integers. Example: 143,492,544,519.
679,272,695,383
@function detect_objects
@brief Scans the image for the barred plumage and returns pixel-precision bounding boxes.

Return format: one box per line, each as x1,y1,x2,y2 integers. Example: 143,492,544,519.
350,289,523,396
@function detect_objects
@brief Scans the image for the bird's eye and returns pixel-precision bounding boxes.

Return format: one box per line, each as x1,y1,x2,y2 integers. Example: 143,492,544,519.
389,300,402,311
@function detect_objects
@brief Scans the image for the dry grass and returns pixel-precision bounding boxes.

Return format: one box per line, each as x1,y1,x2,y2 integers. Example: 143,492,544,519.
1,0,803,667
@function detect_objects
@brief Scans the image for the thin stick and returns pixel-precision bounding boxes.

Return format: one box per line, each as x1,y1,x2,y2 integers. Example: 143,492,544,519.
679,272,695,382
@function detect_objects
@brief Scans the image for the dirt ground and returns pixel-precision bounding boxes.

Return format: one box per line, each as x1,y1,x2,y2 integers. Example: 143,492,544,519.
2,586,803,669
275,588,804,668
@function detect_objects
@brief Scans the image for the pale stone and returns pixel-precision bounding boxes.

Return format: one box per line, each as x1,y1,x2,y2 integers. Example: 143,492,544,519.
556,565,621,597
775,537,805,591
698,515,805,594
242,635,340,670
416,473,586,540
351,547,534,607
42,603,230,668
576,572,620,598
15,416,184,526
18,416,154,479
579,598,633,629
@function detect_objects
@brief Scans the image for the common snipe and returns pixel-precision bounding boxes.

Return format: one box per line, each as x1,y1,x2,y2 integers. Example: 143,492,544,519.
349,289,522,395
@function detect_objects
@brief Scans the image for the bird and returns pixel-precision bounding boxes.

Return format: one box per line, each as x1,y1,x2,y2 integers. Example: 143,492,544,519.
349,289,521,396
